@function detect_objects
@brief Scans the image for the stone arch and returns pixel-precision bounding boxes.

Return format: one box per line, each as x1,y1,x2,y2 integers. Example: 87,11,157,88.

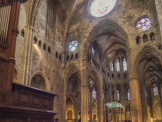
30,72,50,91
84,19,128,60
28,0,44,26
88,70,100,90
134,46,162,121
134,46,162,76
67,72,81,98
65,65,81,122
88,70,100,122
82,19,128,68
65,64,81,81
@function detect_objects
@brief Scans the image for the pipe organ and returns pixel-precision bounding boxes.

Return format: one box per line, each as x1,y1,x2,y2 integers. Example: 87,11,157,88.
0,5,11,46
0,0,25,91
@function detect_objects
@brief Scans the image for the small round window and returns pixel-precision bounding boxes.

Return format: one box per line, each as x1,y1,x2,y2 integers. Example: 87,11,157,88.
68,40,78,52
136,17,152,32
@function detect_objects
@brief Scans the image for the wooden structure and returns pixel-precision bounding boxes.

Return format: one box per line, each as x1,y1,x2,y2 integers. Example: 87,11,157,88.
0,0,57,121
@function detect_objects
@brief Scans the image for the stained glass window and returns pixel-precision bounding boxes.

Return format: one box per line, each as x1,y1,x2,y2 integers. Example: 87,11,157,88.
89,0,117,18
136,17,152,31
111,62,115,71
128,89,130,100
145,89,147,97
92,87,97,99
123,58,127,71
92,44,95,55
153,84,158,96
116,59,120,71
117,90,120,100
89,80,94,88
68,40,78,51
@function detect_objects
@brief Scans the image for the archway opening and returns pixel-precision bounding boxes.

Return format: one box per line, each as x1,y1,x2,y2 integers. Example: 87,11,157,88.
31,74,46,90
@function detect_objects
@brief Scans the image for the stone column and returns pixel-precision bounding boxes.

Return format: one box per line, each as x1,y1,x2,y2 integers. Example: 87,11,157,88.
21,25,34,85
109,85,112,101
121,84,125,120
120,57,123,71
90,91,93,122
81,66,88,122
62,78,67,122
99,73,103,122
155,0,162,45
129,78,142,122
121,84,125,104
75,104,78,122
114,85,117,101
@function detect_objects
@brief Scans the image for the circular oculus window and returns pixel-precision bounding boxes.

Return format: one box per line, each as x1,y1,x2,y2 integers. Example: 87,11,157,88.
89,0,117,17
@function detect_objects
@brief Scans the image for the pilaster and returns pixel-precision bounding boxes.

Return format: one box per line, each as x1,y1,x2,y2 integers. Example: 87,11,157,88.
155,0,162,45
80,62,88,122
22,25,34,85
99,73,103,122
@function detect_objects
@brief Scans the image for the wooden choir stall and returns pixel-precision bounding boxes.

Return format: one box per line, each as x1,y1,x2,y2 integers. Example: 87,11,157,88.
0,0,57,121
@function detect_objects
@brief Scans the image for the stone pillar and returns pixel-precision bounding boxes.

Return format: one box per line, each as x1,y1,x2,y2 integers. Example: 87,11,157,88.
155,0,162,45
114,85,117,101
109,85,112,101
90,91,93,122
75,104,78,122
62,78,66,122
99,73,103,122
129,78,142,122
81,67,88,122
121,84,125,104
22,25,34,85
120,57,123,71
121,84,125,120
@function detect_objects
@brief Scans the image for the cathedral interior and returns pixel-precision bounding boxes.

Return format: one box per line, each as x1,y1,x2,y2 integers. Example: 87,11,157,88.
0,0,162,122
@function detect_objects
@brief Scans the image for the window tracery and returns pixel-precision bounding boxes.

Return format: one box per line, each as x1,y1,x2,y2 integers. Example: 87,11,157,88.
153,84,158,96
116,58,120,71
92,87,97,99
128,89,130,100
68,40,78,52
123,58,127,71
89,0,117,17
136,17,152,31
111,61,115,71
92,44,95,55
117,90,120,100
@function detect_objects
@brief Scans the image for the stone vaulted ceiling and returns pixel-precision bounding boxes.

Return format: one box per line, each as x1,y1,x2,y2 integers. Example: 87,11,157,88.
61,0,158,60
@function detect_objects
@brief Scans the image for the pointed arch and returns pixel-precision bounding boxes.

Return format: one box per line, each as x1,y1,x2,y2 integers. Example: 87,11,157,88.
134,46,162,75
65,64,81,81
30,72,50,91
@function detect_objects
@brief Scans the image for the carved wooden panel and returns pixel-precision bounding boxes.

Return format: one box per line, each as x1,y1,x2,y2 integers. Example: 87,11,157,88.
31,116,52,122
19,91,30,104
13,83,55,110
31,94,42,106
0,61,7,88
42,97,51,108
